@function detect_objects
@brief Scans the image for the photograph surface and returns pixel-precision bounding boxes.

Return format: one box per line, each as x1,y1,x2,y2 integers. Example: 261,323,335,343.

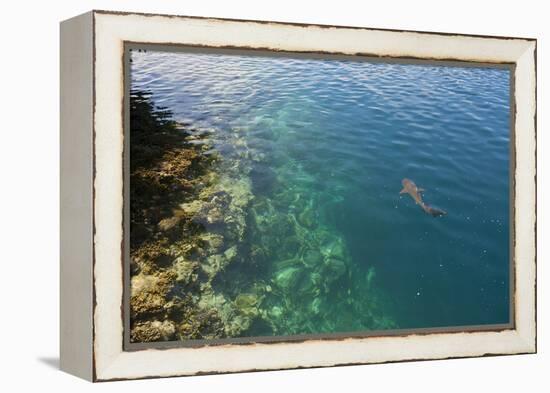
127,47,512,344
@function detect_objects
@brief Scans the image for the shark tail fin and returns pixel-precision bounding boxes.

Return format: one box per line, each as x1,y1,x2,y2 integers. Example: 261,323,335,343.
423,204,447,217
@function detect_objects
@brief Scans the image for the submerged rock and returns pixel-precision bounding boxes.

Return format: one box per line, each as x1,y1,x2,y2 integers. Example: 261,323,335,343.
131,320,176,342
269,306,283,319
197,288,227,313
280,236,301,259
235,293,259,308
179,199,204,217
225,315,252,337
298,208,316,229
294,272,318,297
223,245,238,262
173,257,199,285
206,206,224,224
324,257,347,279
321,239,346,261
198,233,224,254
274,257,301,271
234,293,261,317
202,254,228,278
130,271,176,319
177,308,225,340
273,266,302,291
302,249,323,268
250,245,268,265
310,271,322,287
157,215,183,232
132,241,174,270
311,298,322,315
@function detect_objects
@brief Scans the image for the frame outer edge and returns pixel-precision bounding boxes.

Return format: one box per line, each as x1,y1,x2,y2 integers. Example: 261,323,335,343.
513,41,537,353
59,11,95,381
91,11,538,380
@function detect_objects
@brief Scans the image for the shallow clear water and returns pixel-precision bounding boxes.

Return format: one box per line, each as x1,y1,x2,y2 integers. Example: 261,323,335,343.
131,49,510,336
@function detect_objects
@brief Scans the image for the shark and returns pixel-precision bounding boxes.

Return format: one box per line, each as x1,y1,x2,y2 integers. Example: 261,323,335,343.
399,178,447,217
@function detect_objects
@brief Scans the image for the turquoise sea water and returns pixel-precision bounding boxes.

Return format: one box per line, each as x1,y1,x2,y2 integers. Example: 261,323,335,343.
130,49,510,336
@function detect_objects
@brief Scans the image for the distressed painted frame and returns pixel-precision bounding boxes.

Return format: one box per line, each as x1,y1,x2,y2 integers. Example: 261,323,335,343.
122,44,519,350
60,10,537,382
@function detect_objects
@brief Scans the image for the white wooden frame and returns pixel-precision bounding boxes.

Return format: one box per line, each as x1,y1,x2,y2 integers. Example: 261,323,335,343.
60,10,536,382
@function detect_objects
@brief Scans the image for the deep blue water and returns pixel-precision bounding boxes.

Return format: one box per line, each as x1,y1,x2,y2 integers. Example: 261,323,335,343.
131,49,510,335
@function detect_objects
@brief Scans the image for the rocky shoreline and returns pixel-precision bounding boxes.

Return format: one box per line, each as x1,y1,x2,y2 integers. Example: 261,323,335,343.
129,90,262,342
129,90,395,343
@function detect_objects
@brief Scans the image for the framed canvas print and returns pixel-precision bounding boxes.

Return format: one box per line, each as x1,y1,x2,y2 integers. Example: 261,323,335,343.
60,10,537,381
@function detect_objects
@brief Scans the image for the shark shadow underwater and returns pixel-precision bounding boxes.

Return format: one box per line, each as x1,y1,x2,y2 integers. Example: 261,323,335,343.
400,178,447,217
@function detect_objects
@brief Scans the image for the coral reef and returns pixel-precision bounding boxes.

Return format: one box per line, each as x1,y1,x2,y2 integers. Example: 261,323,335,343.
129,89,395,343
